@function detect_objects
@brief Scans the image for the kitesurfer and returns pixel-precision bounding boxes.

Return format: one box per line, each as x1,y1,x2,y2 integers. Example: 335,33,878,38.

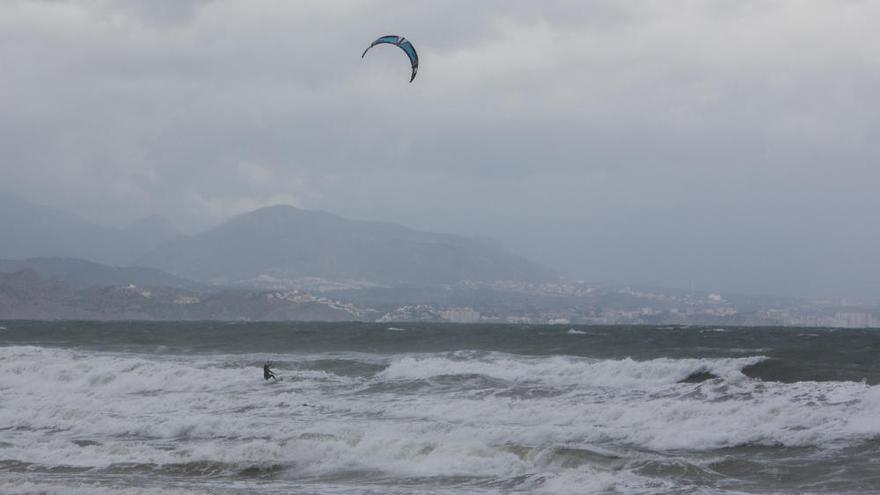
263,362,278,381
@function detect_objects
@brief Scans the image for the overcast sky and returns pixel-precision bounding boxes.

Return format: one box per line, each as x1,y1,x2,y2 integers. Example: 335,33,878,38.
2,0,879,299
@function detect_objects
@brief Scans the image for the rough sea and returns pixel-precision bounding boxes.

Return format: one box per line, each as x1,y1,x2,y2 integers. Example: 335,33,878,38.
1,321,879,494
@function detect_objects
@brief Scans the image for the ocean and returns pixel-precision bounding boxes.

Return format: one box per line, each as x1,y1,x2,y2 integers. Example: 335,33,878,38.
1,321,879,494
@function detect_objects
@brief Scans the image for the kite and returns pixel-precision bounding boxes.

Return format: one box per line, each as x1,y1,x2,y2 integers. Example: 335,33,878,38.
362,35,419,83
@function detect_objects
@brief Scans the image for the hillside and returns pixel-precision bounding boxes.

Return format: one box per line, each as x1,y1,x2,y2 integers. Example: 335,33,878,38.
0,258,202,290
138,205,554,286
0,269,357,321
0,270,98,319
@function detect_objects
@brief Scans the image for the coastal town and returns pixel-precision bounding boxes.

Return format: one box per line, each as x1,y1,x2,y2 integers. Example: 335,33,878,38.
3,268,877,328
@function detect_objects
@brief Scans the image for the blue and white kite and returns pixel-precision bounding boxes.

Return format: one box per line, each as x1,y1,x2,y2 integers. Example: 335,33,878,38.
362,35,419,83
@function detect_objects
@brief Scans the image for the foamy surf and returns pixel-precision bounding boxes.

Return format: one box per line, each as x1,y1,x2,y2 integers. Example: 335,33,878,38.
2,323,880,494
378,351,767,388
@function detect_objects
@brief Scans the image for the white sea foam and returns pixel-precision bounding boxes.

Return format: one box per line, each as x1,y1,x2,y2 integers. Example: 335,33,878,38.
379,351,766,389
0,480,215,495
1,345,879,494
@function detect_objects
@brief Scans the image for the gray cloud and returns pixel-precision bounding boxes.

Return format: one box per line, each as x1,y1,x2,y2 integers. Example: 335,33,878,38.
1,0,879,298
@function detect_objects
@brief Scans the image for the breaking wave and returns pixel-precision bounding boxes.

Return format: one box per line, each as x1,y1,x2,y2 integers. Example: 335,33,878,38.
2,344,880,494
379,351,767,388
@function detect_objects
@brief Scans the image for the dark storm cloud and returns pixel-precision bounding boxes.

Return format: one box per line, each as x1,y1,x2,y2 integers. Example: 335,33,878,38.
1,0,879,298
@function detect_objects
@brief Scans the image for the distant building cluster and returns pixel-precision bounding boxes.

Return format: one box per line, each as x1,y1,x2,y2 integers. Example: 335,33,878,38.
3,268,878,326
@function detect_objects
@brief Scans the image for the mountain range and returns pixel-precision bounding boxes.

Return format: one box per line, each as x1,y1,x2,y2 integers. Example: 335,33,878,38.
0,192,554,288
2,193,877,326
138,205,553,286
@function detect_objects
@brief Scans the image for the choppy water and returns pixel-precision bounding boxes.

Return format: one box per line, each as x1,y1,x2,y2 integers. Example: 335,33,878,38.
1,321,879,494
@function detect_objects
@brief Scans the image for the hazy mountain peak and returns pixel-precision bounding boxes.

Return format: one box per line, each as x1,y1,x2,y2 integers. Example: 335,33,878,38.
139,205,554,286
